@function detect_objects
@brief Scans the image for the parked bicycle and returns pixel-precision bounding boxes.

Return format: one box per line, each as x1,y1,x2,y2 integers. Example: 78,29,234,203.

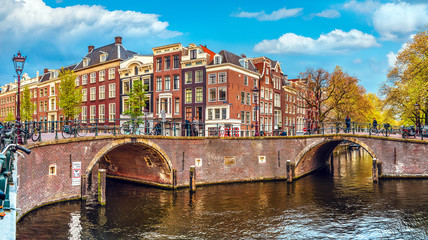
370,123,391,137
62,121,87,138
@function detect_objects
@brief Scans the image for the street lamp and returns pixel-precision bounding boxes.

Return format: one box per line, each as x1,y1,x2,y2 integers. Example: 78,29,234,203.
12,51,27,145
252,87,260,136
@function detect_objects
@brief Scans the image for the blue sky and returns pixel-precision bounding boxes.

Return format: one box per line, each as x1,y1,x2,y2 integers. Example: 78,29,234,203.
1,0,427,93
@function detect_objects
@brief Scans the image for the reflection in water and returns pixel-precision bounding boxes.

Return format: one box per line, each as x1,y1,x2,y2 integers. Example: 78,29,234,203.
18,147,428,239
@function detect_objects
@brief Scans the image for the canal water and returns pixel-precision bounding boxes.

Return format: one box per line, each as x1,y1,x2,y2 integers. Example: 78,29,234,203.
17,146,428,239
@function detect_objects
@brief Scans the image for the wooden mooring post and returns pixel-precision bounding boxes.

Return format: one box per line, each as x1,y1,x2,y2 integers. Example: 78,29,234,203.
98,169,106,205
189,166,196,192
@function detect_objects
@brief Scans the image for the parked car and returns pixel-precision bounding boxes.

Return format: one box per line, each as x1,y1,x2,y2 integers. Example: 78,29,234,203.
422,125,428,137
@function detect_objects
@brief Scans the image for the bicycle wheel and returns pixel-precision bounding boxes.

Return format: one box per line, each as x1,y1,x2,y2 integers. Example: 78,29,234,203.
62,126,72,138
77,126,88,137
32,129,40,141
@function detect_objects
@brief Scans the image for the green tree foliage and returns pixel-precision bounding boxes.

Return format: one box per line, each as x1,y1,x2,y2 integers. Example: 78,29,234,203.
5,111,15,122
123,80,146,121
58,68,82,120
20,85,34,121
383,27,428,125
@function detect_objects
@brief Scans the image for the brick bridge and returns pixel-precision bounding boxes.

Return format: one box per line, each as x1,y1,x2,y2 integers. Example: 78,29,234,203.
17,134,428,220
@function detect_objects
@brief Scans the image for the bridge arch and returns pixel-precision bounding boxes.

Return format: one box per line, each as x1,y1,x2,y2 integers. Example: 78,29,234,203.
294,136,378,179
85,138,173,187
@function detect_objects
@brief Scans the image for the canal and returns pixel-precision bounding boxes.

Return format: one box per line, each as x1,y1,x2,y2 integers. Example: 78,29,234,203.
17,146,428,239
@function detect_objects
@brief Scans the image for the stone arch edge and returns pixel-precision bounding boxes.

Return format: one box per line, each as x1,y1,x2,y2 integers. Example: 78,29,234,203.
294,136,377,169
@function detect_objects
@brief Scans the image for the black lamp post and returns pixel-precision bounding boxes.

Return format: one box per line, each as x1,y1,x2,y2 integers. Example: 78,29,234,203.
12,51,27,145
252,87,260,136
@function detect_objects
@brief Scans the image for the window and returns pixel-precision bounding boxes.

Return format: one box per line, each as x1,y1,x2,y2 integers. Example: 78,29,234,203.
90,87,96,101
109,83,115,98
215,109,220,119
185,89,192,103
165,56,170,70
123,98,129,113
246,112,250,124
108,68,115,79
99,105,105,122
50,99,55,111
134,66,138,75
209,88,216,102
82,89,87,102
269,103,272,115
90,105,96,122
265,102,268,115
123,80,130,94
218,72,227,83
82,75,87,85
214,56,222,65
164,76,171,91
75,77,79,87
195,87,203,103
172,75,179,90
270,89,273,100
254,78,258,88
246,93,250,105
109,103,115,122
208,109,213,120
144,78,151,91
185,107,192,119
156,58,162,71
90,72,96,83
45,88,48,96
190,49,197,59
51,86,55,96
265,76,269,84
99,70,105,82
274,93,281,107
241,92,245,104
261,87,264,99
83,59,90,67
222,108,227,119
173,55,179,69
208,73,216,84
156,77,162,91
195,70,203,83
218,87,226,101
185,71,192,84
40,102,43,112
244,76,248,86
81,106,87,122
241,111,245,123
99,85,105,100
174,98,180,114
100,54,108,62
260,102,264,114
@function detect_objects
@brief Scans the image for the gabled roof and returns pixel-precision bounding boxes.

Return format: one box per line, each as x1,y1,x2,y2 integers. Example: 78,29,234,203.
211,50,258,73
74,43,137,70
39,64,77,83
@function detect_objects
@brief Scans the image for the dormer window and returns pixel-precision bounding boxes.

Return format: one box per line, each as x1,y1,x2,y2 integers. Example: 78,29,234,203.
214,55,222,65
100,53,108,62
190,49,197,60
83,58,90,67
50,71,59,79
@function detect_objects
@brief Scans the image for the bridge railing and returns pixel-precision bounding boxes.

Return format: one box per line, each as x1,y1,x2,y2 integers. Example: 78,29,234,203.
4,119,423,143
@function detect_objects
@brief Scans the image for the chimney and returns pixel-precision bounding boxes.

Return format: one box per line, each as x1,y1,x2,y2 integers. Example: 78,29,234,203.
88,45,94,53
241,54,246,58
44,68,49,74
115,36,122,45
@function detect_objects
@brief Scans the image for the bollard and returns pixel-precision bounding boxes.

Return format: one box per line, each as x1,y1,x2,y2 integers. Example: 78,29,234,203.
189,166,196,192
55,121,58,140
372,158,378,183
98,169,106,205
286,160,292,183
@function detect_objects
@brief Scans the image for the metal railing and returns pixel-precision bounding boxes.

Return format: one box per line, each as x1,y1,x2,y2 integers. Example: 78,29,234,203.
1,119,424,143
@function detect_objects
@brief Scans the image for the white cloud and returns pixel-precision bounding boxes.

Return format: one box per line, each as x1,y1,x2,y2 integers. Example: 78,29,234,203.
353,58,363,64
254,29,379,55
234,7,302,21
313,9,341,19
386,35,413,67
344,0,381,14
373,2,428,40
0,0,181,48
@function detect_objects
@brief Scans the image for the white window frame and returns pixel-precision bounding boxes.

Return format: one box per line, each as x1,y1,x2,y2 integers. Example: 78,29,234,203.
99,104,105,122
90,87,96,101
109,103,116,122
99,70,105,82
109,83,115,98
109,68,115,79
99,85,105,100
90,72,96,83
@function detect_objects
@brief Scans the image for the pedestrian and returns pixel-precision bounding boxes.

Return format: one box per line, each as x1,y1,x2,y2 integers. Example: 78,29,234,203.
373,118,378,130
192,117,199,136
185,117,191,136
345,115,351,133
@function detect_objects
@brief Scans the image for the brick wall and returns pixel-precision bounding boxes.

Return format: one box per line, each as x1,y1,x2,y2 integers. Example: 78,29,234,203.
17,135,428,220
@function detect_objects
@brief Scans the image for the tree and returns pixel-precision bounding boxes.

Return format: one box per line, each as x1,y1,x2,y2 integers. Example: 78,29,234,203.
123,80,147,121
298,66,359,123
5,111,15,122
20,85,34,121
58,68,82,120
383,27,428,125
